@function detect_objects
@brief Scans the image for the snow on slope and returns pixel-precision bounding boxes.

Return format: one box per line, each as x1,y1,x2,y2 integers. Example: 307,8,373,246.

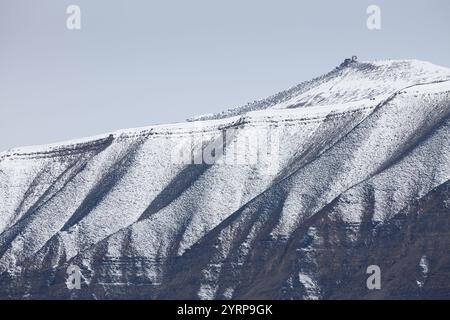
0,97,378,269
189,59,450,121
152,80,450,300
0,59,450,299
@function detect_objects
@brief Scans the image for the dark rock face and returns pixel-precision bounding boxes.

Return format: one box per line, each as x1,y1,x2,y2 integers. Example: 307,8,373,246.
1,181,448,300
0,60,450,299
280,181,450,300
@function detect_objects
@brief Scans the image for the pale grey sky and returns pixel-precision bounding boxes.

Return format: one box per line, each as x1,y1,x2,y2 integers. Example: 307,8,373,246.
1,0,449,151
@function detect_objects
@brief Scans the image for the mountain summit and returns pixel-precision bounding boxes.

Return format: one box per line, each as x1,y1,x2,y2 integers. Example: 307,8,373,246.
1,59,450,299
189,59,450,120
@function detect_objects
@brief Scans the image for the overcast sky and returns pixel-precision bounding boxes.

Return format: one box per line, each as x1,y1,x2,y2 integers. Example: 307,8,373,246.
1,0,450,151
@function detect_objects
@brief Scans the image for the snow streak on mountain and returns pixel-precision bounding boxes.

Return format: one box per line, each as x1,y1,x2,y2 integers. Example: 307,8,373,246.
0,59,450,299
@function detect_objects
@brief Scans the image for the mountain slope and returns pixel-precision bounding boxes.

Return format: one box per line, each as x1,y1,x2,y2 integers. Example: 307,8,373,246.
0,59,449,299
189,59,450,120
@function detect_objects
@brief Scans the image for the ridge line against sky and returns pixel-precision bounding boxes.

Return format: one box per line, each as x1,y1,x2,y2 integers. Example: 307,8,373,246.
1,0,450,152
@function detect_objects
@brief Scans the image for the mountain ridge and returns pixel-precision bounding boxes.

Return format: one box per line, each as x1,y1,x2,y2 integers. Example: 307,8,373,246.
0,59,450,299
2,58,450,157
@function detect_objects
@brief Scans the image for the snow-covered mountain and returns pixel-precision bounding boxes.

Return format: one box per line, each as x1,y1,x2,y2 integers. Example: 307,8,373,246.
0,59,450,299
